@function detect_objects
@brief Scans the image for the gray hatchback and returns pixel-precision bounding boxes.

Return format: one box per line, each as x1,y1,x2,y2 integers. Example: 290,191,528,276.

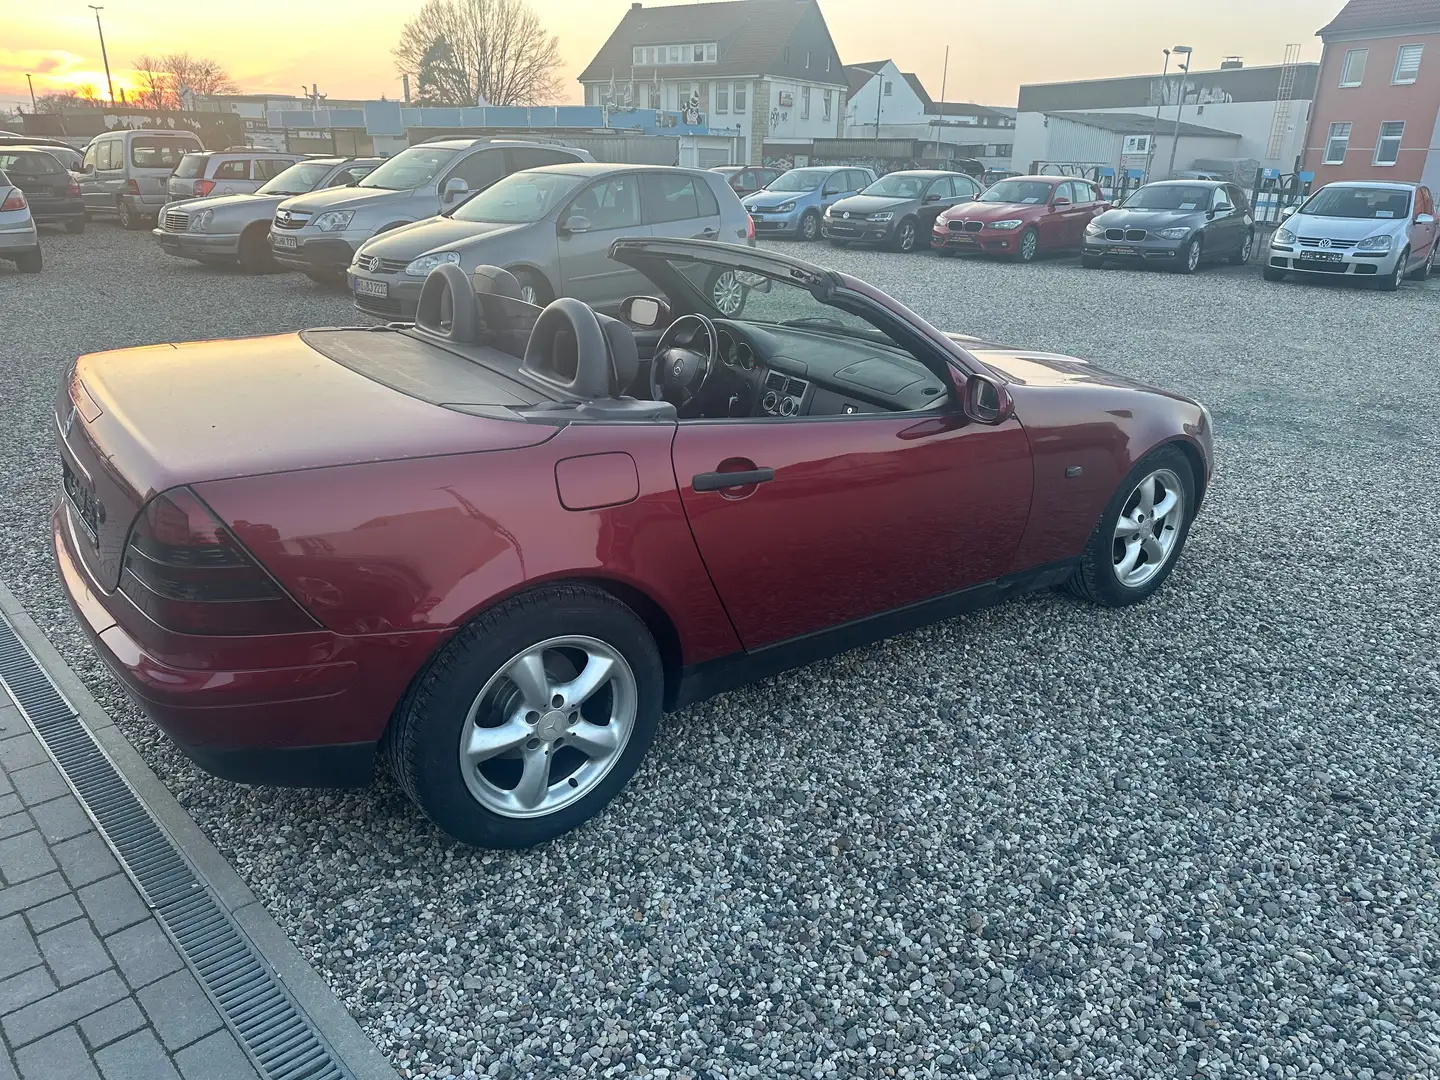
348,163,753,319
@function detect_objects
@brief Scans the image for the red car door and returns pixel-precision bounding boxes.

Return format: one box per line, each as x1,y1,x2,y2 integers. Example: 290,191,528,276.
670,411,1034,650
1037,181,1072,250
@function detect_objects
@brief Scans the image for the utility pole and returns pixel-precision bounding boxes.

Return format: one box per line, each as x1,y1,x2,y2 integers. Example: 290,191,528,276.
26,74,37,112
1147,49,1171,182
937,46,949,161
1165,46,1193,180
88,6,116,106
874,69,882,140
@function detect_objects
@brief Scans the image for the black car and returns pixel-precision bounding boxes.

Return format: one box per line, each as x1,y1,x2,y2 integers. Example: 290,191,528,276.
0,148,85,233
822,170,984,252
1082,179,1254,273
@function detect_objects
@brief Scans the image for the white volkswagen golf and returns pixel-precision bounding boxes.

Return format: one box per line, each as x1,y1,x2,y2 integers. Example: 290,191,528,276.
1266,181,1437,291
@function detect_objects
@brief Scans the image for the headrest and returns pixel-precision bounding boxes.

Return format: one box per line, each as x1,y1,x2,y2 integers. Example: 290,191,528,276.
594,313,639,395
472,264,521,299
520,298,611,399
414,263,478,342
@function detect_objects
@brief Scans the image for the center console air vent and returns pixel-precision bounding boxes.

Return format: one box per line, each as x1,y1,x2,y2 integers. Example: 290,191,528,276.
766,373,787,392
785,378,808,398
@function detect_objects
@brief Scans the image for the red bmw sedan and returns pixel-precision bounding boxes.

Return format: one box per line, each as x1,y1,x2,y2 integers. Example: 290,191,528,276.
932,175,1110,262
54,240,1212,849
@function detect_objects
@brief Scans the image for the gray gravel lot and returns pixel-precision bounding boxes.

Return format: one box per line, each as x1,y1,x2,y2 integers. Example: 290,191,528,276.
3,222,1439,1080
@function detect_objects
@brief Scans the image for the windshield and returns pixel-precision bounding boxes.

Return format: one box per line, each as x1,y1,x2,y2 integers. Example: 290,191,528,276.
861,174,928,199
1300,186,1412,220
766,168,828,193
0,151,63,176
1122,184,1214,210
980,179,1054,205
130,137,197,169
258,160,336,196
451,170,585,224
358,146,459,190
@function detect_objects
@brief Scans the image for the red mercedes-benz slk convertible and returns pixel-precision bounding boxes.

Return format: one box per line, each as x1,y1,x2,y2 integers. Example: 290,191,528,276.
53,239,1212,848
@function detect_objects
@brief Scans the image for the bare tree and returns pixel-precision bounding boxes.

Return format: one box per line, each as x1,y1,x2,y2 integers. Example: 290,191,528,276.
131,54,177,110
35,90,103,113
394,0,563,107
129,53,238,110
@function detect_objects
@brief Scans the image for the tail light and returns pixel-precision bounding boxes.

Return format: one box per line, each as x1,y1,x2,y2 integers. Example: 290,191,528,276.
119,488,317,636
1,192,25,212
66,179,81,198
124,179,140,195
193,179,215,197
746,214,755,241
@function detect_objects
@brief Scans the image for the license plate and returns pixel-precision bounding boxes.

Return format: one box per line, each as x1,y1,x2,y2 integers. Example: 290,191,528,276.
1108,246,1139,255
951,235,976,243
62,460,103,539
354,278,388,298
1303,250,1343,262
272,234,297,250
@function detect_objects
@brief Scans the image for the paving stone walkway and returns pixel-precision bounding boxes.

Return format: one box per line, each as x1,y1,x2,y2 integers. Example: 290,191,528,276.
0,700,260,1080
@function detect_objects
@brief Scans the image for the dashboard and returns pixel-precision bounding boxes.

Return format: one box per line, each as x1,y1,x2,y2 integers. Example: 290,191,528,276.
710,320,948,418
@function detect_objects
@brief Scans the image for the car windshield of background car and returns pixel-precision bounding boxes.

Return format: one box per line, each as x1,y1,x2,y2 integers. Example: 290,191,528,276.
451,171,586,224
130,138,193,168
979,180,1053,204
862,175,925,198
766,169,827,193
258,160,337,196
358,147,459,191
1122,185,1213,210
0,152,62,176
1300,186,1412,220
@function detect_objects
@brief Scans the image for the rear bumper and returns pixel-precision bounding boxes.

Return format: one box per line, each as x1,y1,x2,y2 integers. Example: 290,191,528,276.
52,501,385,788
27,199,85,224
270,233,356,273
0,225,39,251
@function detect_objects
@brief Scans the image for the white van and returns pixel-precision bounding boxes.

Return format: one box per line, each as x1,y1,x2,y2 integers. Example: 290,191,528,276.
81,128,204,229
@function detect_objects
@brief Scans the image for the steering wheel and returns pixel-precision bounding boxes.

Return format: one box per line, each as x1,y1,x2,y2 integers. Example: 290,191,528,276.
649,313,718,408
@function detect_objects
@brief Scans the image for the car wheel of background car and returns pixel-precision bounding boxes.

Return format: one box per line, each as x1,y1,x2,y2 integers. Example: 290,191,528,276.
65,218,85,235
1175,236,1202,274
1262,264,1286,282
892,218,917,253
1081,254,1105,269
799,211,820,241
1229,230,1254,265
1407,244,1433,281
1378,250,1407,292
1015,228,1039,263
707,268,747,317
238,225,276,273
117,199,141,231
511,268,553,307
388,583,664,849
15,248,42,274
1068,446,1196,608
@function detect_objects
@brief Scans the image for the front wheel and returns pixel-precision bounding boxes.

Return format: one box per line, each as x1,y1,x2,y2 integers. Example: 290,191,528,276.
1068,447,1196,607
238,226,276,273
798,210,820,241
390,584,664,849
891,217,918,253
1229,230,1254,265
118,199,144,231
1175,236,1202,274
1378,250,1407,292
511,268,552,307
1014,227,1039,263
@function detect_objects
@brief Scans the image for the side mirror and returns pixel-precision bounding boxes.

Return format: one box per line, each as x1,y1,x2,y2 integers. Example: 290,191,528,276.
1281,205,1297,220
619,295,671,328
923,193,941,203
441,177,469,202
1051,197,1071,209
962,372,1012,426
82,164,95,174
560,214,592,235
1417,213,1436,225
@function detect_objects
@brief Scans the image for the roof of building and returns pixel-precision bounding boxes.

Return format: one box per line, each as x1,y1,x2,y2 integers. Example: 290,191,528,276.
1319,0,1440,35
1046,110,1241,139
580,0,846,85
901,72,934,110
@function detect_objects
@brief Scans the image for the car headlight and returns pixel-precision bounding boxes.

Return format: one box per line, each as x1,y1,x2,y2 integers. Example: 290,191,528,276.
1274,227,1295,245
1357,234,1392,252
867,212,893,222
776,201,796,213
988,219,1023,230
312,210,355,233
1084,221,1103,236
1155,227,1189,240
404,251,461,277
192,209,213,232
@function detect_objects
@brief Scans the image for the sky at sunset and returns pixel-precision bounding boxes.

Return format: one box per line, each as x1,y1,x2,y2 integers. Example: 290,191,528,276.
2,0,1342,114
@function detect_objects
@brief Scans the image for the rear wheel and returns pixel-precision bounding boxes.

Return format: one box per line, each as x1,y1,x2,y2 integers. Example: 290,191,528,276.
65,218,85,235
15,248,42,273
511,268,552,307
1014,227,1039,263
891,217,918,253
118,199,143,231
1378,249,1407,291
238,225,276,272
390,584,663,849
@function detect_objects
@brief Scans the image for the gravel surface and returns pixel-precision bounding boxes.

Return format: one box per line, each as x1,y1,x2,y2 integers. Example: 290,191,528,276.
3,221,1440,1080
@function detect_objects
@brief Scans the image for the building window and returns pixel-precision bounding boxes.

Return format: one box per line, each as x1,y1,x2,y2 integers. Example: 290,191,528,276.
1323,121,1351,164
645,83,658,108
822,89,831,121
782,47,790,63
801,86,810,119
669,46,680,63
1373,121,1404,166
633,47,643,65
883,80,893,96
1339,48,1367,87
1393,44,1424,84
676,82,691,110
806,51,812,68
693,45,704,62
733,82,747,112
716,84,729,113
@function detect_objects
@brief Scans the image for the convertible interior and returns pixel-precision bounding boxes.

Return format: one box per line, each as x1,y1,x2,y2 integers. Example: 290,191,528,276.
300,260,952,424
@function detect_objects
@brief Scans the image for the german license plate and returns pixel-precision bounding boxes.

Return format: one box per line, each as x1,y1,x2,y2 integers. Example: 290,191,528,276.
62,460,103,539
1108,246,1139,255
272,234,297,250
1303,250,1342,262
951,234,976,243
354,278,388,299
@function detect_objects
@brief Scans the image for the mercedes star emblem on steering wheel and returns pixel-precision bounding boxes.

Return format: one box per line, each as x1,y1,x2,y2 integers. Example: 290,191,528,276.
673,360,684,376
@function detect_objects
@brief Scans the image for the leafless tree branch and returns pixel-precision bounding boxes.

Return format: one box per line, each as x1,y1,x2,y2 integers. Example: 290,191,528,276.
393,0,563,107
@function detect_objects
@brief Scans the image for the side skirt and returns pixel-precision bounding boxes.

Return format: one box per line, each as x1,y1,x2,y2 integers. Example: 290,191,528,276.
669,558,1078,710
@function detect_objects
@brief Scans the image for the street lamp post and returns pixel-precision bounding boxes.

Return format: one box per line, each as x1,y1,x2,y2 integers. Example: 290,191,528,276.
88,6,116,106
1165,45,1194,180
1146,49,1171,182
26,74,37,112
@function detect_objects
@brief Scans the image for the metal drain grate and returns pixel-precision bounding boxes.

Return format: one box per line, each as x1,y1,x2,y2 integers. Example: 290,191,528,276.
0,614,352,1080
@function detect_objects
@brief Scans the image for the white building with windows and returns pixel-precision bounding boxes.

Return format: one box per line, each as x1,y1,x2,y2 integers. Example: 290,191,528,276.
579,0,848,165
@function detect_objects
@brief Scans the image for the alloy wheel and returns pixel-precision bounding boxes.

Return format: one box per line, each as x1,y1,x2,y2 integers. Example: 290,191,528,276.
1112,468,1186,589
711,271,745,316
801,213,818,240
897,221,916,252
1187,239,1202,272
518,283,539,305
1240,232,1253,261
458,636,637,819
1019,230,1038,261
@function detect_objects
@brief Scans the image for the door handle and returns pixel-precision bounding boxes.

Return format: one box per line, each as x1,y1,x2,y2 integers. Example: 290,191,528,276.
698,227,718,238
692,467,774,492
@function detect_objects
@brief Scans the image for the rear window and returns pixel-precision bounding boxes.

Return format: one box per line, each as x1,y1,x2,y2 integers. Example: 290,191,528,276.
130,137,199,170
173,154,208,178
0,151,63,176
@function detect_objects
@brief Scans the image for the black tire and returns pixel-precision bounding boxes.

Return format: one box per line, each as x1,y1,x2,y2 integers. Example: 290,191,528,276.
511,268,553,307
798,210,820,241
1175,236,1202,274
891,216,918,253
389,584,664,849
1013,227,1039,263
1080,254,1105,269
118,199,143,231
1414,243,1437,282
1378,250,1407,292
15,248,42,273
1068,446,1197,608
65,218,85,235
1229,230,1254,265
238,225,276,273
1262,265,1286,282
